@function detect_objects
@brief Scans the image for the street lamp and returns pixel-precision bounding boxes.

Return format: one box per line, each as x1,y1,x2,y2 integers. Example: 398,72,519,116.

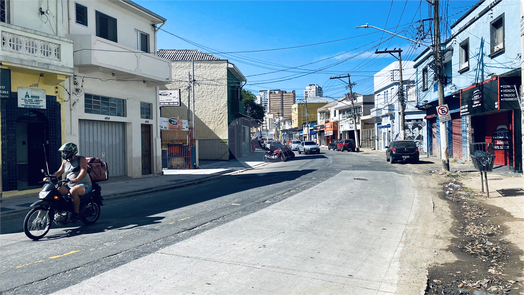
357,22,449,171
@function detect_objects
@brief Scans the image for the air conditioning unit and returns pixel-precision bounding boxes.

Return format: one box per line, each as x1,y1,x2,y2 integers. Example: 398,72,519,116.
494,43,503,52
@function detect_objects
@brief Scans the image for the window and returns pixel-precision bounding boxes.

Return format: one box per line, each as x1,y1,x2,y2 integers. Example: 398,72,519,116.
490,14,504,55
1,0,7,23
96,11,117,42
140,102,152,119
75,3,88,26
422,67,429,91
85,94,126,116
137,30,149,53
459,39,469,72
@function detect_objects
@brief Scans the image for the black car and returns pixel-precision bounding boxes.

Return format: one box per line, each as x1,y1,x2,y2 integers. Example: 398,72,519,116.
386,140,419,163
328,140,338,150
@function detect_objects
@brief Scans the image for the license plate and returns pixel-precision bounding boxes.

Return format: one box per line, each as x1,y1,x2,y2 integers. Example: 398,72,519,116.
402,155,410,159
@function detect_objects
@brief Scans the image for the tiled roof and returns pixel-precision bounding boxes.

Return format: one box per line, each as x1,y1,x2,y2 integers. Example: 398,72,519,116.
157,49,222,61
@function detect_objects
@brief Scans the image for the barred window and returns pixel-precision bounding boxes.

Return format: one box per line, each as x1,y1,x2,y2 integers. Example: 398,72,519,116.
140,102,152,119
85,94,126,117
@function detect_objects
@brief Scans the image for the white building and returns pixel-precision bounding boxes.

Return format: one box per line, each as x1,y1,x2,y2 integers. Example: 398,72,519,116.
66,0,171,177
304,84,323,100
256,90,269,113
371,61,425,151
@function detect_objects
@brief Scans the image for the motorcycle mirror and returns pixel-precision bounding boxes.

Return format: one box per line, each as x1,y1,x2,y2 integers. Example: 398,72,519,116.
41,169,45,174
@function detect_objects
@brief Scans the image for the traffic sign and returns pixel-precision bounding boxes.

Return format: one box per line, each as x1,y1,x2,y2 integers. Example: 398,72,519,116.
436,104,451,122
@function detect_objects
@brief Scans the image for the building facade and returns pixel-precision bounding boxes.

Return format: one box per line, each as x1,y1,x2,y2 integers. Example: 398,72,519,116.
372,61,425,151
1,0,74,191
66,0,171,178
157,49,249,161
415,0,522,171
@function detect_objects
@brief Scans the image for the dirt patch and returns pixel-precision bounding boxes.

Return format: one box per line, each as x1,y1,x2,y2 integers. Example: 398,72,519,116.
425,174,524,294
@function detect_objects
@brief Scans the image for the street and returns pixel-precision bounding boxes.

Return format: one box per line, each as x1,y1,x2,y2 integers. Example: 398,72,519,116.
1,150,446,294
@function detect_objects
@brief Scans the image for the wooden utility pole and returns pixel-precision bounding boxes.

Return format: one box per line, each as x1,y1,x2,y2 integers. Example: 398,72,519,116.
375,48,405,140
330,74,360,149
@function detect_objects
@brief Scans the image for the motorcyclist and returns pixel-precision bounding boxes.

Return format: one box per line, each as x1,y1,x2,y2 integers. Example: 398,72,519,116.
46,142,92,222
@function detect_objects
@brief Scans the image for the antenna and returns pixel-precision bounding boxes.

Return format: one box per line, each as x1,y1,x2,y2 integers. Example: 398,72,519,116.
43,143,50,175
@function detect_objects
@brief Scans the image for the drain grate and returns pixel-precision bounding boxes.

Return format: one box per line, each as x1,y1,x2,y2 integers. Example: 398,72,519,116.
496,188,524,197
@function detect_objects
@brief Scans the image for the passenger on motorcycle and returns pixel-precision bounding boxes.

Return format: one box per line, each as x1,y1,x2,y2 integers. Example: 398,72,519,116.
45,142,92,222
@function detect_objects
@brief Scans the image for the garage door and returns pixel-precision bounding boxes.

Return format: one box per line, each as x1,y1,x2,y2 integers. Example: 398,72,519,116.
79,120,126,177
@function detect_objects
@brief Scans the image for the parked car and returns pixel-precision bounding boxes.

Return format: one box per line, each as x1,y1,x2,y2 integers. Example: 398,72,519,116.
386,140,419,163
264,139,274,149
336,139,356,152
327,140,339,150
289,140,301,151
267,141,283,151
298,141,320,154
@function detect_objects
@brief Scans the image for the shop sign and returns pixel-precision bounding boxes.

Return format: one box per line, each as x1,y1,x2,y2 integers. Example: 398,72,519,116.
325,131,333,136
0,68,11,99
18,87,46,109
159,89,181,107
167,117,189,131
460,77,521,116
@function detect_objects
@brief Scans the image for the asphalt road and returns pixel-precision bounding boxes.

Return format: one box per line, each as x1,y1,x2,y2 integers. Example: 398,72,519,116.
0,150,426,294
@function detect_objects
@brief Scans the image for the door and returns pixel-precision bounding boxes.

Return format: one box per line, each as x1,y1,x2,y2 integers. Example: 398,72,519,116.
17,111,47,188
79,120,126,176
451,114,463,159
141,124,151,175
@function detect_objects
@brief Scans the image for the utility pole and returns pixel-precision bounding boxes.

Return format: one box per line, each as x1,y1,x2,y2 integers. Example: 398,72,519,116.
330,74,360,150
304,96,309,141
375,48,405,140
429,0,450,171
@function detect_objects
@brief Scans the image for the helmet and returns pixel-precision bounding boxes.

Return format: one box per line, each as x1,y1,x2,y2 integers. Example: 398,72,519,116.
58,142,78,161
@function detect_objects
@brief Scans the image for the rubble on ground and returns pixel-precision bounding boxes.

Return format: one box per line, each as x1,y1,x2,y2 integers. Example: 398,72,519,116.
425,171,523,295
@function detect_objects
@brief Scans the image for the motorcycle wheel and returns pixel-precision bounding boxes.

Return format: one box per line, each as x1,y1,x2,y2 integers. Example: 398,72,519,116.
24,207,52,240
81,201,101,225
281,154,287,162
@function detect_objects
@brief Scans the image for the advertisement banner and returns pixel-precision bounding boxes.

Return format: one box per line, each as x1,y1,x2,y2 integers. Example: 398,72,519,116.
18,87,46,109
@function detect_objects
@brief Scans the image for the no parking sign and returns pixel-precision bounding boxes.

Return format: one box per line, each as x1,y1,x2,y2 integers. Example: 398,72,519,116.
436,104,451,122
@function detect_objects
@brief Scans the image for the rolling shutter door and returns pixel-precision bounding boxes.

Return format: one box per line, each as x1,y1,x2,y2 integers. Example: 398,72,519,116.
79,120,126,176
451,114,462,159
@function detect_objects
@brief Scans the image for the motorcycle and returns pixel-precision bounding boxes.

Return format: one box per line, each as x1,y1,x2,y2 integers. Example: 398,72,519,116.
263,146,295,162
23,170,104,240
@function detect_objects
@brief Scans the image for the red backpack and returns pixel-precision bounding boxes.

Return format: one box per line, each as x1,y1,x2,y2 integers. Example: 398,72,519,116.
84,157,109,182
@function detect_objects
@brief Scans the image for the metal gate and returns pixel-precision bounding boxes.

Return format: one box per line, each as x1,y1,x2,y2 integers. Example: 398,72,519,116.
451,114,463,159
79,120,126,177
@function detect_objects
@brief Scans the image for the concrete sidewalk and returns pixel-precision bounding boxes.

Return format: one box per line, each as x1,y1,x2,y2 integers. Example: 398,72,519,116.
0,149,268,217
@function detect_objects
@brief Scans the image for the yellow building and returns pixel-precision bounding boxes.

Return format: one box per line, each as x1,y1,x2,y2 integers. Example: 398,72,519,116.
292,98,330,129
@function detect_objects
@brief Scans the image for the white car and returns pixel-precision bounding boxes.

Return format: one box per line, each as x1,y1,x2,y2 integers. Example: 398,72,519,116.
298,141,320,154
289,140,301,151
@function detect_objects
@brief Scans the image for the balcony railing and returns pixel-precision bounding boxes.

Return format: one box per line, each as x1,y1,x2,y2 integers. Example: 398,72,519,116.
69,34,171,82
0,24,74,75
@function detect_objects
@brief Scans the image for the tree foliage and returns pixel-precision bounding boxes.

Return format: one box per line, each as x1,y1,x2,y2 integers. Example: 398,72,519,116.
241,89,265,127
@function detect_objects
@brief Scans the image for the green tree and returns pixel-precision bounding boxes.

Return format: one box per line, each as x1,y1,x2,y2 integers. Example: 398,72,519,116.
241,89,265,127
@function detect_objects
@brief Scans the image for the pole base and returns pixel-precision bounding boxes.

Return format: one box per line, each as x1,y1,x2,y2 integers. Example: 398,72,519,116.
442,159,450,172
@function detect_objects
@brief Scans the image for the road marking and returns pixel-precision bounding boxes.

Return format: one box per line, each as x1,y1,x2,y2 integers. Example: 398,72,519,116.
16,250,82,269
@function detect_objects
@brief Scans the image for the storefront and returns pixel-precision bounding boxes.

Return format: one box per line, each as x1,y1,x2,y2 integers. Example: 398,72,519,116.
1,68,64,191
324,122,338,146
460,76,522,171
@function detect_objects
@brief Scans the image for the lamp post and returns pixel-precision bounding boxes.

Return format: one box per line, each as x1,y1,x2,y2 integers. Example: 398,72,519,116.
357,20,449,171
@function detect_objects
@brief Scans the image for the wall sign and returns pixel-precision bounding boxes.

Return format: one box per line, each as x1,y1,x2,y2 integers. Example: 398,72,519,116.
460,76,521,116
159,89,181,107
18,87,46,109
0,68,11,99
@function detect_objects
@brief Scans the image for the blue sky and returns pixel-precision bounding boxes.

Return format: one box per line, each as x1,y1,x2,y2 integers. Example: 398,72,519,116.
134,0,479,100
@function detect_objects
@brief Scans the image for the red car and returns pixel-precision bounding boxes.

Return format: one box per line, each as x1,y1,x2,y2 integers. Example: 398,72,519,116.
336,139,356,152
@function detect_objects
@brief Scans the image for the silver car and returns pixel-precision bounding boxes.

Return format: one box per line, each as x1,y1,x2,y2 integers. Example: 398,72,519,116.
298,141,320,154
290,140,301,151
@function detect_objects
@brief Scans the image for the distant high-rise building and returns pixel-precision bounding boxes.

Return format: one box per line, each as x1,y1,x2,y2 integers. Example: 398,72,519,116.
257,90,269,112
304,84,323,100
268,90,296,118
